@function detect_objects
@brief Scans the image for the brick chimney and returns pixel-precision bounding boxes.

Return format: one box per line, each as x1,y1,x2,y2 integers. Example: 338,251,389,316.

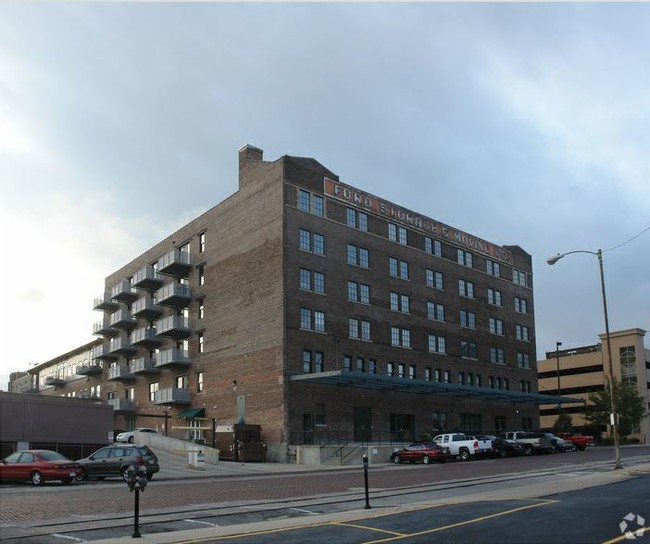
238,144,263,185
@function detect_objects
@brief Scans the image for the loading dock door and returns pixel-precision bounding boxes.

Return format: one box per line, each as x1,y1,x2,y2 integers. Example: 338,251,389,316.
353,406,372,442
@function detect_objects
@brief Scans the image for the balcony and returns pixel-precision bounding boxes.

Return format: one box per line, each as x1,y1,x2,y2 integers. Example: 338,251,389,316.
111,279,139,302
158,248,192,277
153,387,191,405
45,376,66,387
93,320,119,337
109,310,137,330
108,337,136,356
107,398,135,412
76,362,103,376
131,357,160,375
132,296,162,319
133,265,164,291
92,344,118,361
107,364,135,381
93,293,119,312
155,283,191,308
155,316,191,340
154,348,191,369
130,327,162,348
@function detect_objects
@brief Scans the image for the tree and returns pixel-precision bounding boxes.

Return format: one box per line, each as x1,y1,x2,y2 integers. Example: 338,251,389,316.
584,379,647,439
553,412,573,435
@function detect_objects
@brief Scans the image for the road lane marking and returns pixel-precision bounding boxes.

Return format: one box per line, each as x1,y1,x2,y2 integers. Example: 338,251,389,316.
184,519,220,527
601,525,648,544
334,521,406,537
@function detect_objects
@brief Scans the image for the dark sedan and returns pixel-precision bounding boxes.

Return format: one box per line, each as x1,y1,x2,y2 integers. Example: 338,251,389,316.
0,450,80,485
391,442,451,464
479,435,526,458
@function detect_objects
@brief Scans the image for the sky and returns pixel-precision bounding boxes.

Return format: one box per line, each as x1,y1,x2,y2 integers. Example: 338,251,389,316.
1,3,648,390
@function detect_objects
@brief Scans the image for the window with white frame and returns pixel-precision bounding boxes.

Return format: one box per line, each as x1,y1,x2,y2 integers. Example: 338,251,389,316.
513,268,527,286
458,279,474,298
349,318,371,341
389,292,410,313
300,268,325,294
427,301,445,322
390,326,411,348
299,229,324,255
514,296,528,314
149,381,159,402
457,249,473,268
515,324,530,341
424,237,442,256
460,310,476,329
197,371,204,392
300,308,326,332
199,232,206,253
490,347,505,364
487,288,502,307
486,260,500,277
346,208,368,231
428,334,446,354
489,318,504,336
348,281,370,304
197,331,204,353
347,244,370,268
516,352,531,369
389,257,409,279
298,189,324,216
388,223,407,245
426,269,444,290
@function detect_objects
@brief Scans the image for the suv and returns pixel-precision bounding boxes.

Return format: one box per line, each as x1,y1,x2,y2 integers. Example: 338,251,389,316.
76,444,160,482
498,431,553,456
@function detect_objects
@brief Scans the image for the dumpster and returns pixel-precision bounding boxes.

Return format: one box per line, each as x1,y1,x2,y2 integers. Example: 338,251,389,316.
215,424,267,462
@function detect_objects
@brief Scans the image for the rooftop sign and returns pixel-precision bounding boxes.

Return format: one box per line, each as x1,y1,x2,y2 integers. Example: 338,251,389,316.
324,178,513,265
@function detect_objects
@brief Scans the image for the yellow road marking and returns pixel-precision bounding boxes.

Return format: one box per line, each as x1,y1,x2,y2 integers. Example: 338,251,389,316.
334,522,406,537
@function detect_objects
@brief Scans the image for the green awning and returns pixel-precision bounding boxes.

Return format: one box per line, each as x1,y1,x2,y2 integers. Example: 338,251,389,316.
176,408,205,419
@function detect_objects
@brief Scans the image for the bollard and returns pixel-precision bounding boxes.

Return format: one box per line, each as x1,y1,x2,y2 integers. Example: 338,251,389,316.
363,454,371,509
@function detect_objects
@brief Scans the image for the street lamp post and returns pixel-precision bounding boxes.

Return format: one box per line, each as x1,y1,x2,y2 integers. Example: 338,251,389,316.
555,341,562,413
547,249,622,470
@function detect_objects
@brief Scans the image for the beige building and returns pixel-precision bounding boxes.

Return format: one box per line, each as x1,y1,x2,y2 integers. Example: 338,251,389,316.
538,328,649,442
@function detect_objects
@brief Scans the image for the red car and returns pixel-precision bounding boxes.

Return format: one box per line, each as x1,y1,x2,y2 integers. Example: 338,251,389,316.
390,442,451,464
0,450,80,485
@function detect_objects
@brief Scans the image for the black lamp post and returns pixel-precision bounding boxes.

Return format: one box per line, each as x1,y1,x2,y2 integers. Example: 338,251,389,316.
547,249,622,470
555,341,562,413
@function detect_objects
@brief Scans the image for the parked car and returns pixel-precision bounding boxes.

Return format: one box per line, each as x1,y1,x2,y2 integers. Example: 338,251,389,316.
557,433,596,451
390,442,451,465
541,433,577,453
76,444,160,481
477,435,526,458
498,431,554,456
116,427,158,443
0,450,80,486
432,433,481,461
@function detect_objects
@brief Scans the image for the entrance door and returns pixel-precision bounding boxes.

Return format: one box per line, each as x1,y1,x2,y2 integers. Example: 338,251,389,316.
353,406,372,442
303,414,314,444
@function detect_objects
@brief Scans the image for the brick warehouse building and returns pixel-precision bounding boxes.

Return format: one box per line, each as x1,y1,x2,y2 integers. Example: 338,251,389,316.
24,145,574,462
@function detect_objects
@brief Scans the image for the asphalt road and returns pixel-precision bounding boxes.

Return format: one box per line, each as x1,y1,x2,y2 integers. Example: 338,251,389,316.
1,445,649,543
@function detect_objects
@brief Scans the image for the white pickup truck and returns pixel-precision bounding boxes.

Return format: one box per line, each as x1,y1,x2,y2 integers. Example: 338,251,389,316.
432,433,489,461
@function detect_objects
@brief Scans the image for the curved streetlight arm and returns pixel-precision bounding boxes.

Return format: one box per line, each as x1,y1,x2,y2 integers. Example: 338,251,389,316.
546,249,599,265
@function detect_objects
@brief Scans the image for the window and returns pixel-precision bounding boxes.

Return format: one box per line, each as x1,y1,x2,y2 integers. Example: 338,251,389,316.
432,411,448,431
515,324,530,342
368,360,377,374
346,208,368,231
389,257,409,279
176,375,187,389
126,387,135,400
197,331,204,353
298,189,324,216
425,367,432,381
467,373,474,386
489,318,504,336
520,380,531,393
516,352,531,369
475,374,482,387
490,347,505,364
198,301,204,319
486,260,500,277
488,288,502,307
435,369,441,382
199,232,206,253
424,237,442,257
148,382,159,402
349,318,371,341
461,341,477,359
390,292,410,313
427,301,445,322
514,297,528,314
391,327,411,348
444,370,451,383
303,350,324,373
356,357,365,372
299,229,324,255
428,334,446,354
344,356,352,371
198,265,205,286
387,362,395,376
388,223,407,245
460,310,476,329
348,281,370,304
458,371,465,385
315,403,326,425
300,308,326,332
513,268,527,286
301,268,325,294
197,372,204,392
409,364,416,379
457,249,473,268
398,363,405,378
620,346,637,385
458,279,474,298
347,244,370,268
426,269,444,290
